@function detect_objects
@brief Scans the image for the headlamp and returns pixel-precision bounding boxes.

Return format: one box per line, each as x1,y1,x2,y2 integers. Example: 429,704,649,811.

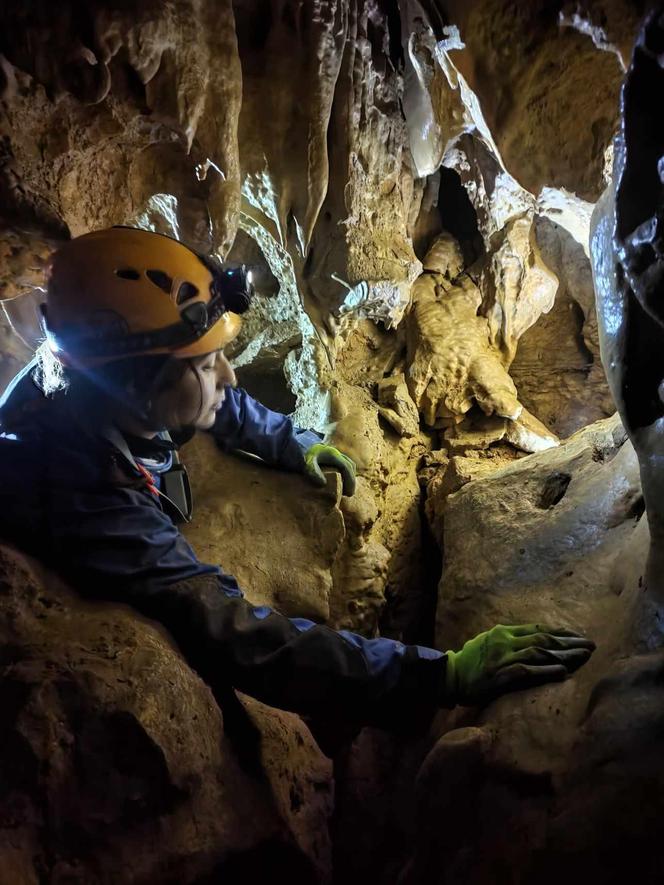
211,263,255,315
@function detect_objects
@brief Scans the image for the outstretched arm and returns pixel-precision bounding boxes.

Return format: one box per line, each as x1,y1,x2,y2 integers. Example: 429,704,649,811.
209,386,356,494
45,480,445,732
210,385,321,472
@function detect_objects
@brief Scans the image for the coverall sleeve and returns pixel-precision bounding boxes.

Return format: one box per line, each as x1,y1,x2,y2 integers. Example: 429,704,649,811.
210,386,321,472
50,484,447,732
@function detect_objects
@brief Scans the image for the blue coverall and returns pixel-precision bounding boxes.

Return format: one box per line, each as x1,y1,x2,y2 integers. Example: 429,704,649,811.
0,361,446,732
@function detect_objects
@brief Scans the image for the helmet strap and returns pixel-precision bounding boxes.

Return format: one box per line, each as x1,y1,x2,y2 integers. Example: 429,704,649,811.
186,358,206,426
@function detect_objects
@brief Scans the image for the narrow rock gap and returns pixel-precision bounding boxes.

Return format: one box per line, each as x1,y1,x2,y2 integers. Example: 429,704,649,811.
437,166,485,266
538,472,572,509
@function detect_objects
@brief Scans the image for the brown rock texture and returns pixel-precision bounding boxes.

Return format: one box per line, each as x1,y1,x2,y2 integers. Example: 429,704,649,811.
438,0,630,200
410,414,657,884
0,1,655,881
0,543,333,884
181,432,345,623
511,218,615,437
0,1,242,254
406,268,521,425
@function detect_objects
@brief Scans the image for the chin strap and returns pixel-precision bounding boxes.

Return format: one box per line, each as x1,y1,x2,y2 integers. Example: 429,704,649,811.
102,424,193,523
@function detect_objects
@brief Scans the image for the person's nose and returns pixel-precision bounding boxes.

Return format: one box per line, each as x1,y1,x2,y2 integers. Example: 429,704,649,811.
216,352,237,388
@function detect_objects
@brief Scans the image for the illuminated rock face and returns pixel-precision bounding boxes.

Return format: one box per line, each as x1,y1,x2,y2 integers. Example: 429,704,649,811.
590,8,664,611
511,218,616,438
410,414,660,885
0,1,657,883
181,432,345,624
399,14,664,885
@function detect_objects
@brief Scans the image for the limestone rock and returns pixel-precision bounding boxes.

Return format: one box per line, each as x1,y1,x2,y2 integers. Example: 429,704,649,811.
302,1,423,328
0,3,651,880
505,407,559,453
591,10,664,605
420,231,464,279
406,269,521,426
417,448,450,489
335,319,403,388
236,0,346,253
557,1,649,79
0,226,55,303
437,0,627,201
405,413,661,884
435,413,636,644
512,217,615,437
405,633,664,885
329,381,436,642
443,417,512,453
425,444,521,542
481,213,559,363
329,477,390,634
0,2,242,253
0,543,333,884
376,373,420,438
443,409,558,455
0,226,51,391
181,432,344,623
181,428,408,642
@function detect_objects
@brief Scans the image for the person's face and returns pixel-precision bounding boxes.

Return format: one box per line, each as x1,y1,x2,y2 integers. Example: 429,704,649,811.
150,350,237,432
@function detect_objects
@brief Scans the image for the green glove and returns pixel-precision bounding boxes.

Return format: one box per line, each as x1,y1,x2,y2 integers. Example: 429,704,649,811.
444,623,595,706
304,443,357,496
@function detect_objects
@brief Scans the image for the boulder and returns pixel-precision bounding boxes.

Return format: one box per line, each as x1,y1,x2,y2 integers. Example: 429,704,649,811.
408,414,664,884
0,543,333,884
181,432,344,623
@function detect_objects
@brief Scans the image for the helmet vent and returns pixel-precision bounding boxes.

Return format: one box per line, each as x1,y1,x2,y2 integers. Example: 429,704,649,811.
176,281,199,305
146,269,173,294
181,301,208,331
115,268,140,280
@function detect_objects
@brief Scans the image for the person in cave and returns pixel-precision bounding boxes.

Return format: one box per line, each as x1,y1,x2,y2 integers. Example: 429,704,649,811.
0,226,595,744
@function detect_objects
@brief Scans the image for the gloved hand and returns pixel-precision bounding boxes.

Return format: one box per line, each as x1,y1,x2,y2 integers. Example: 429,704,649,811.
444,623,595,706
304,443,356,496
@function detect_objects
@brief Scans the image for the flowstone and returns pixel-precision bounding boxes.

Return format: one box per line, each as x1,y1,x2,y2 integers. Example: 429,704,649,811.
404,23,664,876
405,235,558,452
406,243,521,427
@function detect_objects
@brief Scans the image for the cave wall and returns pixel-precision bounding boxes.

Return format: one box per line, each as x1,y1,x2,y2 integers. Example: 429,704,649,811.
0,2,657,884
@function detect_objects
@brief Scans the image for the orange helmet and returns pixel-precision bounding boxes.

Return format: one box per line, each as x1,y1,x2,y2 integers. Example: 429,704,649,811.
42,227,252,366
